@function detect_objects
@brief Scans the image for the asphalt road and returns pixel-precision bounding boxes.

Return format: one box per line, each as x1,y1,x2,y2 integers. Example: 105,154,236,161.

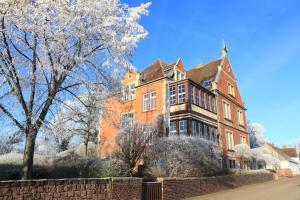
187,176,300,200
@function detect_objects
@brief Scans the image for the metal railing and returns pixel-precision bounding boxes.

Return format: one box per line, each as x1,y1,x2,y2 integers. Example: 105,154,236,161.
143,182,162,200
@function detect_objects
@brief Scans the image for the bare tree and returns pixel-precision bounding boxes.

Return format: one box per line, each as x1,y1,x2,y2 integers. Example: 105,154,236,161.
115,124,155,176
41,85,105,156
0,0,151,179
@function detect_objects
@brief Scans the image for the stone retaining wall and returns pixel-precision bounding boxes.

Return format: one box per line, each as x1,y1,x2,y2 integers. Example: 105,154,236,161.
0,177,142,200
157,173,275,200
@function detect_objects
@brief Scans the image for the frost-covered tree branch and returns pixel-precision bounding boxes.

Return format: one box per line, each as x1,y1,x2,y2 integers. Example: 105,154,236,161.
40,85,106,155
0,131,23,155
250,147,280,169
0,0,151,179
146,136,222,177
248,122,268,148
115,124,156,176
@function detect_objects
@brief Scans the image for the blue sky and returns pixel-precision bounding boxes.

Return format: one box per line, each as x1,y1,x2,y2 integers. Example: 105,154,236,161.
125,0,300,146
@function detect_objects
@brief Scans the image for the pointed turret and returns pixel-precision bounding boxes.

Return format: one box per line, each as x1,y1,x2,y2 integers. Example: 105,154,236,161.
221,40,228,57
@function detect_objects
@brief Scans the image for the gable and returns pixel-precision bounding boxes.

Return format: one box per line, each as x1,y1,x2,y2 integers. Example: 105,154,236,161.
140,60,166,84
176,58,185,72
122,70,139,85
217,56,244,106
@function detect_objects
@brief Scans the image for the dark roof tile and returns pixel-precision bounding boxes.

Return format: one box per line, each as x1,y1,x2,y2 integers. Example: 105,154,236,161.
186,59,222,85
140,60,165,83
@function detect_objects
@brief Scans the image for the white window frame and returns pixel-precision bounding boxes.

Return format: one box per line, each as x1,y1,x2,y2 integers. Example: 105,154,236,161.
223,101,231,120
169,121,177,136
211,97,215,112
227,131,234,150
237,109,244,126
179,120,187,135
121,113,134,129
123,85,129,102
198,122,203,138
190,85,194,104
195,88,199,105
177,71,184,81
143,93,149,112
192,120,198,137
201,90,206,108
178,84,185,104
150,91,156,110
123,83,135,102
129,83,136,100
206,94,211,111
169,86,176,105
240,135,246,144
228,83,235,97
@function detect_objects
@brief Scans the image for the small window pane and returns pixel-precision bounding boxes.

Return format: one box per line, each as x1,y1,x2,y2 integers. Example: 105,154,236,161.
178,84,185,103
150,91,156,110
179,120,187,135
169,86,176,105
169,121,177,136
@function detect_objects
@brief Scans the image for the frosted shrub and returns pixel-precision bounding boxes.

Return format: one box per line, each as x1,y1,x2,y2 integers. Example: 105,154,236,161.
0,152,51,166
146,136,222,177
88,159,129,178
0,147,129,180
74,142,98,158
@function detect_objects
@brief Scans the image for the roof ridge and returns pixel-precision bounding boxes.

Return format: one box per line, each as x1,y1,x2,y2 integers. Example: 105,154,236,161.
190,58,222,71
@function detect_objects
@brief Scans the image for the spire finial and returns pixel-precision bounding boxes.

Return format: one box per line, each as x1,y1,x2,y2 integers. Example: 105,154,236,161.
222,39,228,57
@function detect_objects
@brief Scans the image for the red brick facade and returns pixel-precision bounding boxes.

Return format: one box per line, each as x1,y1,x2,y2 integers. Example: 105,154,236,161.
215,54,249,168
99,48,250,169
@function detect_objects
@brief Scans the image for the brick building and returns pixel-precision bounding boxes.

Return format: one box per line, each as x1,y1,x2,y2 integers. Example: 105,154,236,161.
99,46,249,169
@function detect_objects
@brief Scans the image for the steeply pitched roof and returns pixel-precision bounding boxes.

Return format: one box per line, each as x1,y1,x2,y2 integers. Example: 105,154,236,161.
186,59,222,85
266,144,296,162
270,144,291,161
281,148,298,158
139,60,178,84
139,60,166,83
164,62,176,70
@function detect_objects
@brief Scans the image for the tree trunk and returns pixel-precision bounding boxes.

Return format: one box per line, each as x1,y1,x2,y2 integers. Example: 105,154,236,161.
22,131,36,180
85,142,88,157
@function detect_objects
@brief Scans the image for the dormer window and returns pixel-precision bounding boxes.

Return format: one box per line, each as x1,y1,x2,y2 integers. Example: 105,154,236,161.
202,80,212,88
165,69,175,80
177,71,184,81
